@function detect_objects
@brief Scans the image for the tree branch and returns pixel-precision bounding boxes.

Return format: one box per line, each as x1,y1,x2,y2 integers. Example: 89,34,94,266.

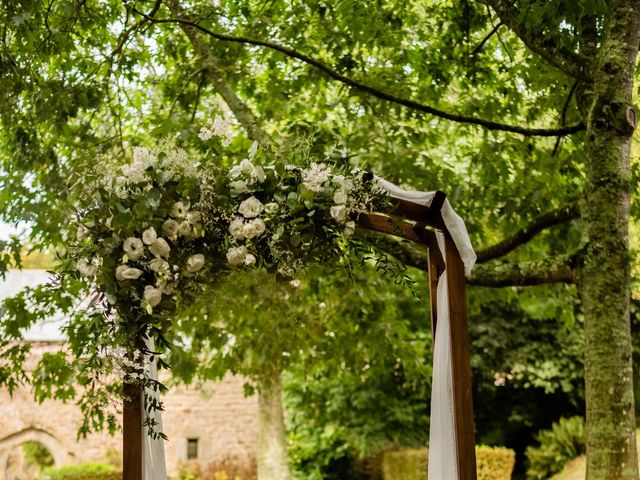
476,200,581,263
161,0,270,145
476,0,591,81
138,12,585,138
472,21,503,56
368,235,577,286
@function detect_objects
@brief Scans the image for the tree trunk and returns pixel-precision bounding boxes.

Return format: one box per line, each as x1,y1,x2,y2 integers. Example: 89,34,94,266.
257,371,291,480
581,3,640,479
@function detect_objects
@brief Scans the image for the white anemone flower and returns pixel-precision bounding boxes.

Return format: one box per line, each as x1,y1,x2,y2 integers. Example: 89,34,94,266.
123,237,144,260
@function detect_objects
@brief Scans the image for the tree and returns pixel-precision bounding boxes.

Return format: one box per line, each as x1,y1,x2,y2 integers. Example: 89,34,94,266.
1,1,640,478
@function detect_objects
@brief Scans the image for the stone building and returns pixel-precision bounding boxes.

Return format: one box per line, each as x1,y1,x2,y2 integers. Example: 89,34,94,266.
0,271,258,479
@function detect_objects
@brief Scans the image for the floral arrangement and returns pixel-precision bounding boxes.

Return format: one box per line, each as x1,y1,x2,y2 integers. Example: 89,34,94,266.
63,135,392,429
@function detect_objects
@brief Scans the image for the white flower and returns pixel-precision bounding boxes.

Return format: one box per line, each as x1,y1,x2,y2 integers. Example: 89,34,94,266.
226,246,249,266
244,253,256,265
186,211,201,224
264,202,279,215
162,219,180,238
142,227,157,245
133,146,154,166
76,259,98,277
170,201,188,218
229,217,246,240
238,196,264,218
333,190,348,205
302,163,332,192
198,127,214,141
149,258,170,274
242,218,266,239
344,221,356,238
76,226,90,241
230,159,253,180
149,238,171,258
178,221,191,237
123,237,144,260
115,265,143,281
230,180,249,194
252,165,266,183
144,285,163,307
330,205,348,223
186,254,206,273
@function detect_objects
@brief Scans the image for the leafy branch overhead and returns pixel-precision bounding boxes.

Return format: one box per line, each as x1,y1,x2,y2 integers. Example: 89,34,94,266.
131,6,585,137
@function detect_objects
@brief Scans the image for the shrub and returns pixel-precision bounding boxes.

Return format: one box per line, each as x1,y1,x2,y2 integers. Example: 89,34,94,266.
381,446,515,480
525,416,585,480
476,446,515,480
39,462,120,480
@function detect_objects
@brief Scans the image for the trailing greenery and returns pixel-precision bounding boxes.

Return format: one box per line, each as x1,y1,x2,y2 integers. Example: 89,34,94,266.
525,416,586,480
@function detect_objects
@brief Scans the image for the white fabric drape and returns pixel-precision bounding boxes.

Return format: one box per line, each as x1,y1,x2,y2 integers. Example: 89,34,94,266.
143,337,167,480
376,179,476,480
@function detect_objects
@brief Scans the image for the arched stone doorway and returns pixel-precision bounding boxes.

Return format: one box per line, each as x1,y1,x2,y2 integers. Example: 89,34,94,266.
0,428,71,480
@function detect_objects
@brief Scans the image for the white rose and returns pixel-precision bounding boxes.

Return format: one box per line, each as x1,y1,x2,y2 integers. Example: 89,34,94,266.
244,253,256,265
170,201,187,218
242,218,266,239
149,258,170,274
333,190,348,205
142,227,157,245
229,217,246,240
162,219,179,238
264,202,279,214
144,285,163,307
149,238,171,258
226,246,248,266
238,196,264,218
76,259,98,277
252,165,266,183
344,221,356,238
186,211,201,224
186,254,205,273
230,180,249,194
178,221,191,237
115,265,143,281
123,237,144,260
330,205,348,223
76,226,90,241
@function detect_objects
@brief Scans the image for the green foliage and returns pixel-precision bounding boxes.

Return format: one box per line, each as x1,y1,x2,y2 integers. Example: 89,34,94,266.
525,416,586,480
381,446,515,480
22,441,54,470
39,462,118,480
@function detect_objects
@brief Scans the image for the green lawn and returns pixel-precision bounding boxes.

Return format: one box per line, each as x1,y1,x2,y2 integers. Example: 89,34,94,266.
551,430,640,480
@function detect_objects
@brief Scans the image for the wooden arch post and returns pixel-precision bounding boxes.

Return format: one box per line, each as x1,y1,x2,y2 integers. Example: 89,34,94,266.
122,191,476,480
357,192,477,480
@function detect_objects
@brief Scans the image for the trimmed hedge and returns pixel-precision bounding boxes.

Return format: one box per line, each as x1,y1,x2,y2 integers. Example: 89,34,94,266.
39,463,120,480
382,446,515,480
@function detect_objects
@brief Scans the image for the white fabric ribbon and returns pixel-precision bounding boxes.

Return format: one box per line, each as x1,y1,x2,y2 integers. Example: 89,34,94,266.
376,178,476,480
143,337,167,480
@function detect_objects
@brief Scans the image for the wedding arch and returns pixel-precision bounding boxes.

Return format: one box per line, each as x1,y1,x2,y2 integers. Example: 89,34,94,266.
64,142,478,480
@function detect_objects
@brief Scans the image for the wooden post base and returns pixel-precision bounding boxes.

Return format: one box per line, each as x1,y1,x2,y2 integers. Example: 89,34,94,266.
123,382,143,480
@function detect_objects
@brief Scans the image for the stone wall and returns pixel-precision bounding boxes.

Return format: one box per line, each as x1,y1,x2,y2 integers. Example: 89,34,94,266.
0,342,258,478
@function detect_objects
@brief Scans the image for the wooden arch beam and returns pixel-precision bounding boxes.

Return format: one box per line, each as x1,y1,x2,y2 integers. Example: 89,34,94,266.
355,190,478,480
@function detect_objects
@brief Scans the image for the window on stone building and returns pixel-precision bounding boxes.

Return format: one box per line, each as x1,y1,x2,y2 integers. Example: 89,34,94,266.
187,438,199,459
